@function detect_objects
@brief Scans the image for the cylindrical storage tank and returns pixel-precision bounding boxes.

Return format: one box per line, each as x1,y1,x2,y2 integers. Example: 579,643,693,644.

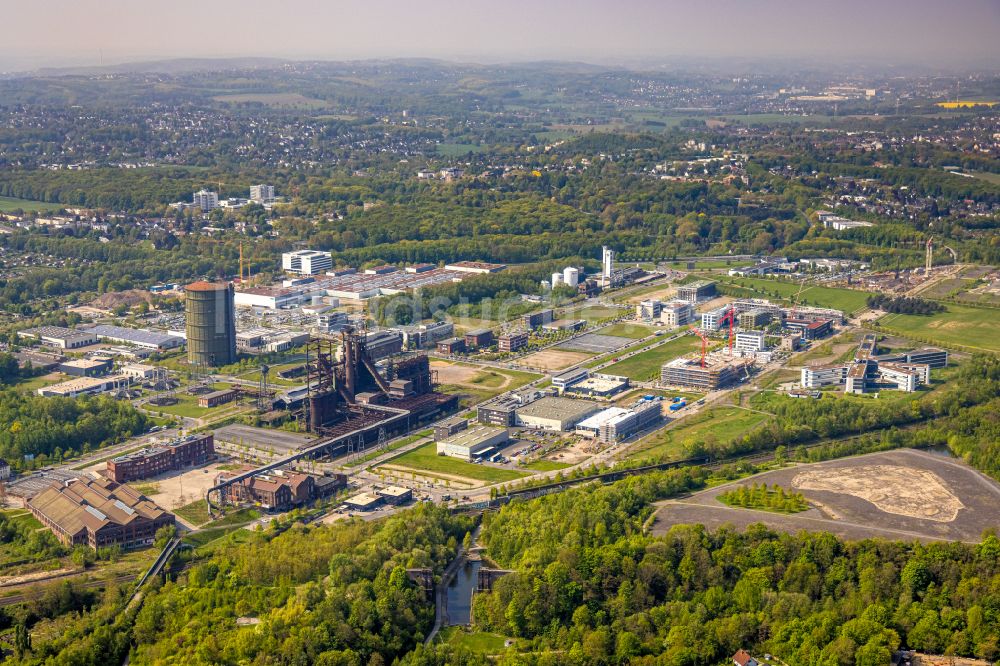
563,266,579,287
185,281,237,367
551,272,564,287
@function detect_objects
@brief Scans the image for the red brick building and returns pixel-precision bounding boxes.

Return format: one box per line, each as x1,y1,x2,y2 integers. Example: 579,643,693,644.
107,433,215,483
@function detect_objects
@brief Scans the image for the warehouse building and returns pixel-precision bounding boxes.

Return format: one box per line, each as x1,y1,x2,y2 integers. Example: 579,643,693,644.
436,425,509,460
85,325,184,351
565,373,630,398
477,390,546,427
396,321,454,349
375,486,413,505
365,330,404,361
344,492,383,511
120,363,158,380
28,477,174,550
58,357,112,377
515,396,601,431
36,374,131,398
198,388,239,408
18,326,97,350
434,417,469,441
675,280,716,303
574,407,628,437
660,355,750,390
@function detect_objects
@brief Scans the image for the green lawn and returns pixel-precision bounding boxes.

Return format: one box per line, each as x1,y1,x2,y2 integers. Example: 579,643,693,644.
437,627,510,653
715,275,871,315
522,459,571,472
0,509,43,530
625,407,768,462
877,305,1000,353
600,323,653,339
382,443,527,483
565,305,626,322
436,364,541,406
0,196,64,213
601,336,703,381
344,430,433,468
174,499,213,526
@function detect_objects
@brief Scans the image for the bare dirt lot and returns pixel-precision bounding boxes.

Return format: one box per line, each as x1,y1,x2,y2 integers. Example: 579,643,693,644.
430,361,482,385
520,349,593,371
652,449,1000,543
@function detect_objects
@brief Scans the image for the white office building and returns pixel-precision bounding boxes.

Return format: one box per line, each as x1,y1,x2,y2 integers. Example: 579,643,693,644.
660,301,694,328
701,306,732,331
192,190,219,212
637,299,662,320
800,365,848,388
282,250,333,275
249,184,275,203
734,331,766,353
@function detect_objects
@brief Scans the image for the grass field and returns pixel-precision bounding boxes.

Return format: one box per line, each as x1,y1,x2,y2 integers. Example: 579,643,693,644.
625,407,768,462
601,336,703,381
0,509,43,531
174,499,212,526
435,363,540,405
715,275,871,314
437,627,510,653
382,443,527,483
878,304,1000,353
565,305,626,322
522,459,571,472
599,323,653,339
344,430,432,468
0,196,64,213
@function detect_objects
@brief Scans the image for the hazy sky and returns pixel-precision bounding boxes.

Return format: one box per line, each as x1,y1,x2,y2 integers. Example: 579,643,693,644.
2,0,999,71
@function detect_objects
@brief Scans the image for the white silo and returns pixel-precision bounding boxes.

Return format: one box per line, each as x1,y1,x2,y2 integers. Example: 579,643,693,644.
563,266,579,287
551,272,564,287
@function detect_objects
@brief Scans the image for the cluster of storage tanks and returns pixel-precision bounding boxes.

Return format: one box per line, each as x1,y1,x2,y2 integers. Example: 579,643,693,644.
550,266,580,289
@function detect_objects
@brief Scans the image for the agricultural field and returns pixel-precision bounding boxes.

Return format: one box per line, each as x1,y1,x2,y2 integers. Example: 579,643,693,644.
714,275,872,314
0,195,64,213
601,335,703,380
877,304,1000,354
379,442,527,484
624,407,768,462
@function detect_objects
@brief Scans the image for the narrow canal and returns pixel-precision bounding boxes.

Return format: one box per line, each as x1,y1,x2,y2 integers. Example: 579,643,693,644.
445,558,482,625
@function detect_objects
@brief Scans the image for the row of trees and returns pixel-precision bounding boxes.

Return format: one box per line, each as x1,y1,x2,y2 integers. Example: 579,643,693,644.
718,483,809,513
867,294,946,315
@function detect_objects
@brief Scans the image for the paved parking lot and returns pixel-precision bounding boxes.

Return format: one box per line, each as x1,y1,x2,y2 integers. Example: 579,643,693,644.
558,333,633,354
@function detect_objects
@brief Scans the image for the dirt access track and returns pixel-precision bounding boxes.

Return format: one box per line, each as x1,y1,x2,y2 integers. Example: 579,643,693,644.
652,449,1000,543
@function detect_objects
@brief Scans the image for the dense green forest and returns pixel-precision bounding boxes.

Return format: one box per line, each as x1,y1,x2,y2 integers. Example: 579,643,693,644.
458,473,1000,665
0,390,148,468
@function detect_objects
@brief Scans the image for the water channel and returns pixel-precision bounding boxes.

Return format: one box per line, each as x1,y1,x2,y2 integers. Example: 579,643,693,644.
445,558,482,625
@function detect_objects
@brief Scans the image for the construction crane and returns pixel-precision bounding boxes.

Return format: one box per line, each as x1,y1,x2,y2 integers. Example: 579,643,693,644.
720,306,737,355
690,326,709,368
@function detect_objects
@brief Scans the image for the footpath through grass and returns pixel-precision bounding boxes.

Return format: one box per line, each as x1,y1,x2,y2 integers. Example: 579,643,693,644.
382,442,528,483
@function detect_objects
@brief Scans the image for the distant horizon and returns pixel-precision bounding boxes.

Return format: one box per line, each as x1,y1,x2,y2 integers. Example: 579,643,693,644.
3,0,999,74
